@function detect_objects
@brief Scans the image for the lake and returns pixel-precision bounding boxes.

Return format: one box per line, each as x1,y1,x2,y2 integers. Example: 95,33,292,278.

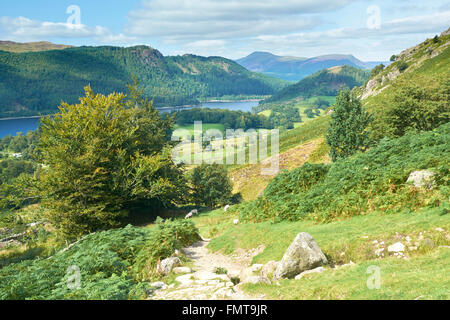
0,100,260,138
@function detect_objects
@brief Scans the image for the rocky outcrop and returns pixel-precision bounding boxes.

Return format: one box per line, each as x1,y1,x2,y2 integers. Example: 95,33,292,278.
406,170,436,189
273,232,327,279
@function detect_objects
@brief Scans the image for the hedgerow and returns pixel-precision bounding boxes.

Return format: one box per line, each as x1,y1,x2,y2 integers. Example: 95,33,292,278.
0,220,199,300
234,122,449,222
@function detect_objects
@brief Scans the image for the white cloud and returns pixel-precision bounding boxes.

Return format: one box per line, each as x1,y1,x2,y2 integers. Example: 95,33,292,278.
125,0,354,41
244,11,450,60
0,16,136,44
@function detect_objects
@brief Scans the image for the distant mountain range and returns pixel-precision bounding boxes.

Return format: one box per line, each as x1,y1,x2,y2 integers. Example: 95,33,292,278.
236,51,388,81
0,40,73,53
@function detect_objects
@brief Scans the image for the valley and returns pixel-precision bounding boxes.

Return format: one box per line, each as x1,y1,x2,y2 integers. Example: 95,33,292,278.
0,18,448,303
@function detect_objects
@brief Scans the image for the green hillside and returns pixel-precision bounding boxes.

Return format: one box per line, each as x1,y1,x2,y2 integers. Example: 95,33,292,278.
264,65,370,104
0,46,288,118
358,31,450,140
250,65,369,127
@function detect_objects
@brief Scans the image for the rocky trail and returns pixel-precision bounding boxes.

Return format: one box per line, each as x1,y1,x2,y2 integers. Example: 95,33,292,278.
148,239,266,300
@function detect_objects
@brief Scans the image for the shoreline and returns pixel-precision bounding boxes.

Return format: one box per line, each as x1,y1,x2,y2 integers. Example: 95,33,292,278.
0,99,263,119
0,115,43,121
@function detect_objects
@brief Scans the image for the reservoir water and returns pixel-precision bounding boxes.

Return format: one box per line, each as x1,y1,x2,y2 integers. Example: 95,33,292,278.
0,100,260,138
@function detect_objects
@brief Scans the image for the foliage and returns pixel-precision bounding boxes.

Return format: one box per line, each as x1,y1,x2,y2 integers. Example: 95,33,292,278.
370,76,449,139
326,89,373,162
0,221,200,300
390,55,397,62
397,61,408,72
370,64,385,78
190,164,233,208
234,122,450,223
37,84,186,239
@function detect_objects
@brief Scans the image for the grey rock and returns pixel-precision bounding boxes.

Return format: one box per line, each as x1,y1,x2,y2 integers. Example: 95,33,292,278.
388,242,405,253
273,232,328,279
406,170,436,189
261,261,279,278
158,257,182,275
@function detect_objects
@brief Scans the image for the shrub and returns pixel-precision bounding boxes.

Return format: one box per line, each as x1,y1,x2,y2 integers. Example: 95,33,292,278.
326,89,373,162
397,61,408,72
0,220,200,300
189,163,233,208
371,77,450,138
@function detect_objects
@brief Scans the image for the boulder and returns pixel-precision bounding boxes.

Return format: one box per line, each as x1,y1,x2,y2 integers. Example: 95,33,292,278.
388,242,405,253
406,170,436,189
158,257,182,275
239,267,255,283
294,266,325,280
261,261,278,278
273,232,328,279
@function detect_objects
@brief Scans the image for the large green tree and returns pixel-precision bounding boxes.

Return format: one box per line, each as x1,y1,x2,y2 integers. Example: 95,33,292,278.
189,164,233,208
326,89,373,162
38,83,186,238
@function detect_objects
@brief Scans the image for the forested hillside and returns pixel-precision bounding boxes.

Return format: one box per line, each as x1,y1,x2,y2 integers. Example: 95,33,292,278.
0,46,287,118
264,65,370,104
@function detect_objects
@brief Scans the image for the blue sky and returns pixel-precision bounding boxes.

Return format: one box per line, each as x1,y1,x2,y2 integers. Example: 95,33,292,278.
0,0,449,61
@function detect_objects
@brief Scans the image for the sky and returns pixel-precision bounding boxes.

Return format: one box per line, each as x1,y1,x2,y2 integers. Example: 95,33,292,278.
0,0,449,61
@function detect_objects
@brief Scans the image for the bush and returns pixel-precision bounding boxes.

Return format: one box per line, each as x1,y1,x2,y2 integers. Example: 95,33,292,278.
397,61,408,72
190,164,233,208
326,89,373,162
0,220,200,300
371,77,450,138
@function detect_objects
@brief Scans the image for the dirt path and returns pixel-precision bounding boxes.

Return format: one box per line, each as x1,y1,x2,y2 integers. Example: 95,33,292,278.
149,239,265,300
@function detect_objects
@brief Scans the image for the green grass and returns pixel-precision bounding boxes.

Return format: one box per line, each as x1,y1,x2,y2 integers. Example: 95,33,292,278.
244,247,449,300
174,123,225,135
204,206,449,265
278,115,330,153
191,205,449,300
